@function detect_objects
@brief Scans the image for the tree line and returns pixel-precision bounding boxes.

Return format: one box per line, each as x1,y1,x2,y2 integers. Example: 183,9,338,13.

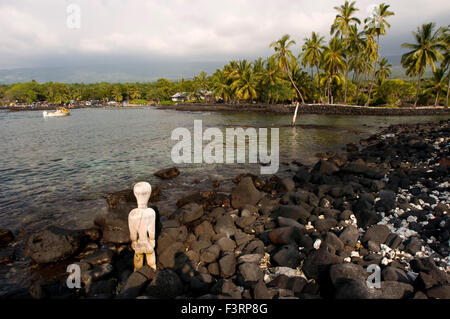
1,2,449,107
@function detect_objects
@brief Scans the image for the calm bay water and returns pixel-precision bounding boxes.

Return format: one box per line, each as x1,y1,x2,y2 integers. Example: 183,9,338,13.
1,108,449,233
0,107,448,294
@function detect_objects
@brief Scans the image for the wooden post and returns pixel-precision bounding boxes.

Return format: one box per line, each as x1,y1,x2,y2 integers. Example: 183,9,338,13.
292,102,299,127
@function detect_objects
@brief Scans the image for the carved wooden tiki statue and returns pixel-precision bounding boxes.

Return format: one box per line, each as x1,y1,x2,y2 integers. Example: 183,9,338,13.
128,182,156,271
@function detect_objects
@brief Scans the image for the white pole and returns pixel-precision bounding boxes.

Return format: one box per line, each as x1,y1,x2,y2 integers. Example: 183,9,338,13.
292,102,299,127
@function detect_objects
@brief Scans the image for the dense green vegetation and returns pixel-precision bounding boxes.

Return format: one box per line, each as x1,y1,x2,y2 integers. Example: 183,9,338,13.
1,2,448,107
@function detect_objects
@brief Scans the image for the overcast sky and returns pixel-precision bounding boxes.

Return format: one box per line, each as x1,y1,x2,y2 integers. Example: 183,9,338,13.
0,0,449,70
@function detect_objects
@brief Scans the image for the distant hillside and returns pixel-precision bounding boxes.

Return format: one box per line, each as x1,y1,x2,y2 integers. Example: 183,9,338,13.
0,61,226,84
0,55,435,84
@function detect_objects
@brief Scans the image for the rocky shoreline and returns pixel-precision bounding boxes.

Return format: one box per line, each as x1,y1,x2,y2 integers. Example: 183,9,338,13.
1,120,449,299
157,103,450,116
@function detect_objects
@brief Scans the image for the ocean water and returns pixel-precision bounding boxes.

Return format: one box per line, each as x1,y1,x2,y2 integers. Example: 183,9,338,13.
0,107,448,294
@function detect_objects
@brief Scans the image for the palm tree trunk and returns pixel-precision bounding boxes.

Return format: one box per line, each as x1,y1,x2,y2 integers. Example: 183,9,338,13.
286,68,306,104
328,80,332,104
366,35,380,107
365,82,374,106
357,57,369,105
344,69,349,104
414,74,422,107
316,65,322,103
435,90,440,107
446,73,450,108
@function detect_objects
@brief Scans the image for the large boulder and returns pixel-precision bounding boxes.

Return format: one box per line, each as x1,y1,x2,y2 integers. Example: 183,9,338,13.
339,225,359,247
157,242,185,269
302,248,343,279
272,205,310,224
105,188,161,210
219,253,236,278
312,159,339,175
82,249,114,267
214,214,237,237
154,167,180,179
117,266,156,299
180,203,204,224
145,269,184,298
271,244,301,269
375,190,396,212
277,177,296,193
231,177,261,209
268,227,299,245
353,195,380,228
94,214,130,244
329,263,367,287
335,279,373,299
426,285,450,299
25,226,82,264
362,224,390,244
371,281,414,299
382,267,411,284
238,263,264,288
200,245,221,263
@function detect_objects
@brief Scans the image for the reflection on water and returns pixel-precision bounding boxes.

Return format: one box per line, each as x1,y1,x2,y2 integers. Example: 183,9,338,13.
0,107,448,294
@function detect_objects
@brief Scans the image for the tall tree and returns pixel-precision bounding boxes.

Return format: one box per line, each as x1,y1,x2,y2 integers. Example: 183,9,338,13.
231,62,258,103
301,32,325,103
331,2,361,104
364,3,395,106
375,58,392,82
261,56,284,103
212,69,232,103
344,25,365,103
194,71,210,95
331,1,361,38
426,68,447,106
401,23,445,106
441,26,450,108
322,36,347,104
270,34,305,104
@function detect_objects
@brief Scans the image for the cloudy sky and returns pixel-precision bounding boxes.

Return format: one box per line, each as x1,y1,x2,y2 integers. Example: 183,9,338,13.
0,0,449,71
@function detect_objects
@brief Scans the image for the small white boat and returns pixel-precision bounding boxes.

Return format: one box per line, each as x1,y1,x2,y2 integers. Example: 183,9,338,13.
43,107,71,117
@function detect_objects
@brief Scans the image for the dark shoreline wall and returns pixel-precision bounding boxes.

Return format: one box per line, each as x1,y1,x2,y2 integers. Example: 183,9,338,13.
158,103,450,116
4,103,450,116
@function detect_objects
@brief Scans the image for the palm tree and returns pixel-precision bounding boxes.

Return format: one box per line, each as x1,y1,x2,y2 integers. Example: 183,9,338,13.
330,2,361,104
344,25,365,103
355,32,376,102
301,32,325,103
364,3,395,105
270,34,306,104
426,68,447,106
401,23,445,106
322,36,347,104
331,1,361,38
253,57,264,75
231,66,258,103
194,71,209,96
375,58,392,82
212,69,232,103
111,86,123,102
260,56,284,103
441,26,450,107
291,61,312,103
130,87,141,100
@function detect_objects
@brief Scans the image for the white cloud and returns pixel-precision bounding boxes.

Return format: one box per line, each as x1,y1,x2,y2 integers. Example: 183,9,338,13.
0,0,449,68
